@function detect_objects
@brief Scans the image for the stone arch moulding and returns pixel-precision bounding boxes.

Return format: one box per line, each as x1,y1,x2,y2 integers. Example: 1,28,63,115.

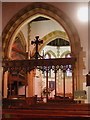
40,30,69,53
2,2,81,59
17,31,26,51
44,50,56,58
60,50,71,58
2,2,84,90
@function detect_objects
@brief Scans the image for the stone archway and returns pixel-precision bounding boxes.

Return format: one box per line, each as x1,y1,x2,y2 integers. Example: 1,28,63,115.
2,2,85,90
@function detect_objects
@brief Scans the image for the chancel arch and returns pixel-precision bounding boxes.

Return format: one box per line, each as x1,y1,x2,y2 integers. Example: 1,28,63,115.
2,2,85,100
2,2,81,58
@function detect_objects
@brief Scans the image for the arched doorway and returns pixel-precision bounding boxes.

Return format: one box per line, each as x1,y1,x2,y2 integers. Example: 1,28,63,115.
2,2,84,99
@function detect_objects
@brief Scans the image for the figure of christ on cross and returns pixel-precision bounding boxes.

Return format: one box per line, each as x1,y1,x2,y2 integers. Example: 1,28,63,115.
31,36,43,59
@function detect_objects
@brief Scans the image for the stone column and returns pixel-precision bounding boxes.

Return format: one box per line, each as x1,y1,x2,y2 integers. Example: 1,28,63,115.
75,62,78,90
27,23,33,97
3,70,8,98
88,5,90,103
72,67,74,99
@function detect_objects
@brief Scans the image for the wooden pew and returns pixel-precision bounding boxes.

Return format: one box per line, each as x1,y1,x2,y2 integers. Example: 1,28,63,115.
2,103,90,118
1,116,90,120
2,96,37,109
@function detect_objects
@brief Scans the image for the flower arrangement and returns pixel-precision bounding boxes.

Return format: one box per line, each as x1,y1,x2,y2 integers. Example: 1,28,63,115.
43,87,51,96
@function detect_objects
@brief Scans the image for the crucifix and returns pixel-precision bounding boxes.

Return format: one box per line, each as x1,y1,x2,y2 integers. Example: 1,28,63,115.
31,36,43,59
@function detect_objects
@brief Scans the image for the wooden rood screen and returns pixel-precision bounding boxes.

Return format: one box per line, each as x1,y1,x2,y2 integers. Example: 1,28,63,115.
3,58,75,68
2,57,75,102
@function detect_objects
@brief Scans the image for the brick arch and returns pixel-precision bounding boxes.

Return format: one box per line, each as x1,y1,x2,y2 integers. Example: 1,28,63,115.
2,2,84,90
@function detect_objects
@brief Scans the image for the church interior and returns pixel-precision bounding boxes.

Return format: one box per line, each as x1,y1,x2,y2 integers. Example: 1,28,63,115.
1,1,90,120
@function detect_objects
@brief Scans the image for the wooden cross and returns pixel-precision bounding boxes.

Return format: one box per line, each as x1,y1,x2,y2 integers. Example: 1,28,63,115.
31,36,43,59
